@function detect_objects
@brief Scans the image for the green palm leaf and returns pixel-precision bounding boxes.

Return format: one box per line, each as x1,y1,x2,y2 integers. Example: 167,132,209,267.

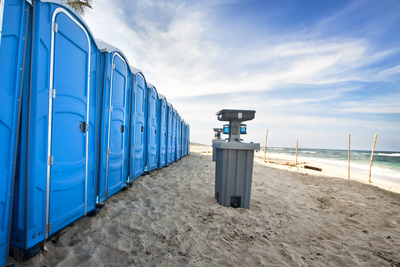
64,0,93,16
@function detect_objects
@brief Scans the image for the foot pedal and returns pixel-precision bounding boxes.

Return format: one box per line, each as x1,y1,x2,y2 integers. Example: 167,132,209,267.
87,208,100,217
9,245,41,262
230,196,241,209
96,203,105,209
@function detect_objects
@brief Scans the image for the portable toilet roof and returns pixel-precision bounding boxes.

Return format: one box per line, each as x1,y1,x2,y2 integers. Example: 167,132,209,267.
147,82,157,90
41,0,97,37
129,65,148,82
129,65,143,75
96,38,136,74
158,93,166,100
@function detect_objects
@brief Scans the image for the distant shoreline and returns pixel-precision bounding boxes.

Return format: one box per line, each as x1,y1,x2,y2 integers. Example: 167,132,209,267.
191,142,400,194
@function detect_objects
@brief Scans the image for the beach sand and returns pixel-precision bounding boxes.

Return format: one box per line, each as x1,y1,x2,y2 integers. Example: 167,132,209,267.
10,144,400,266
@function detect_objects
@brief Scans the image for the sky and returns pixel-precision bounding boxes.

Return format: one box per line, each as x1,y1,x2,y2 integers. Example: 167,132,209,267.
83,0,400,151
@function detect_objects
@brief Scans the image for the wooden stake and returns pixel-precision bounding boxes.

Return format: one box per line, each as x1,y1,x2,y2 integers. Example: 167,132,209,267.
348,134,351,179
369,134,378,184
296,140,299,166
263,129,268,162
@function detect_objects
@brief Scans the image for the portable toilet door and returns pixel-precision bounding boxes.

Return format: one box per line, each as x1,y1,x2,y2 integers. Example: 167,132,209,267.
166,102,173,165
184,123,188,156
155,90,160,169
186,123,189,155
171,109,177,162
174,113,178,161
0,0,29,263
182,121,186,157
180,118,183,158
158,94,167,168
179,117,183,158
147,83,158,171
97,40,130,200
131,70,147,178
176,114,181,160
188,125,190,154
126,68,135,186
181,121,185,157
10,0,99,253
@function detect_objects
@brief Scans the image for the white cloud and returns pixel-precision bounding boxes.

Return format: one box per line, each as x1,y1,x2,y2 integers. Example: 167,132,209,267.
339,93,400,114
83,0,400,150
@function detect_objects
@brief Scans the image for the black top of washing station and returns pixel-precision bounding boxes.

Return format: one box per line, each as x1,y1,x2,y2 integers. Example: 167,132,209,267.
216,109,256,122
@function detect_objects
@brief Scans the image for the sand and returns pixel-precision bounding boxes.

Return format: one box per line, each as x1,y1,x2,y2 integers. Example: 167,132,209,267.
10,144,400,266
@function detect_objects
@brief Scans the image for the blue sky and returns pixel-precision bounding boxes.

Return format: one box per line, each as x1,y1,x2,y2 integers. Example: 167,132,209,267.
83,0,400,151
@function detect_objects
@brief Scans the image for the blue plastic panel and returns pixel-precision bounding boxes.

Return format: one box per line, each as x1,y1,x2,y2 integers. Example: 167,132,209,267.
181,121,184,157
10,1,97,250
166,104,172,165
176,115,181,160
0,0,4,49
0,0,28,263
124,72,131,184
182,122,186,157
186,124,189,155
147,86,158,171
171,110,176,161
185,123,188,156
134,74,146,177
127,73,135,182
188,125,190,155
155,93,160,168
49,10,90,235
158,98,167,167
107,54,127,197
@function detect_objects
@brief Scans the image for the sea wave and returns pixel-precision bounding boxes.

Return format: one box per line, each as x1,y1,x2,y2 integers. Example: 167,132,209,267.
301,151,318,154
376,153,400,157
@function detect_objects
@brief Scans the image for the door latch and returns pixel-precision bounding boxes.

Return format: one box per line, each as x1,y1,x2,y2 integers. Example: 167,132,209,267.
79,121,89,132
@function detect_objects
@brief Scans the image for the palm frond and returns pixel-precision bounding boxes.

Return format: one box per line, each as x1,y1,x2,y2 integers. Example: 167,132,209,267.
63,0,93,16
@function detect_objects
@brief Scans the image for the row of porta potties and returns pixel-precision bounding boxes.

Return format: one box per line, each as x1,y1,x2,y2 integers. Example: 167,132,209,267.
0,0,190,264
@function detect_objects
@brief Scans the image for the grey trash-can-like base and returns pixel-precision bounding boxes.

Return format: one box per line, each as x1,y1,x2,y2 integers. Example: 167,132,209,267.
214,143,258,209
212,139,223,162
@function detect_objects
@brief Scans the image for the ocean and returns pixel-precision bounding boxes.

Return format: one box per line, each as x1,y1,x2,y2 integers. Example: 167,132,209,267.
262,147,400,184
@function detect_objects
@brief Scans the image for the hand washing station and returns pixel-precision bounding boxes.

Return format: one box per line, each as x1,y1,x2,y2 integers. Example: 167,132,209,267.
212,128,223,162
212,109,260,209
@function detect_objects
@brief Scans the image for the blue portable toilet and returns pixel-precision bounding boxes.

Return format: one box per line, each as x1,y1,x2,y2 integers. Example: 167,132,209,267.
129,67,147,179
186,122,190,155
180,118,183,158
183,122,186,157
10,0,99,255
147,83,159,171
176,114,182,160
166,102,173,165
188,124,190,155
155,89,160,169
158,94,167,168
182,120,186,157
96,39,132,201
185,122,189,156
0,0,30,264
171,108,177,162
185,123,189,156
